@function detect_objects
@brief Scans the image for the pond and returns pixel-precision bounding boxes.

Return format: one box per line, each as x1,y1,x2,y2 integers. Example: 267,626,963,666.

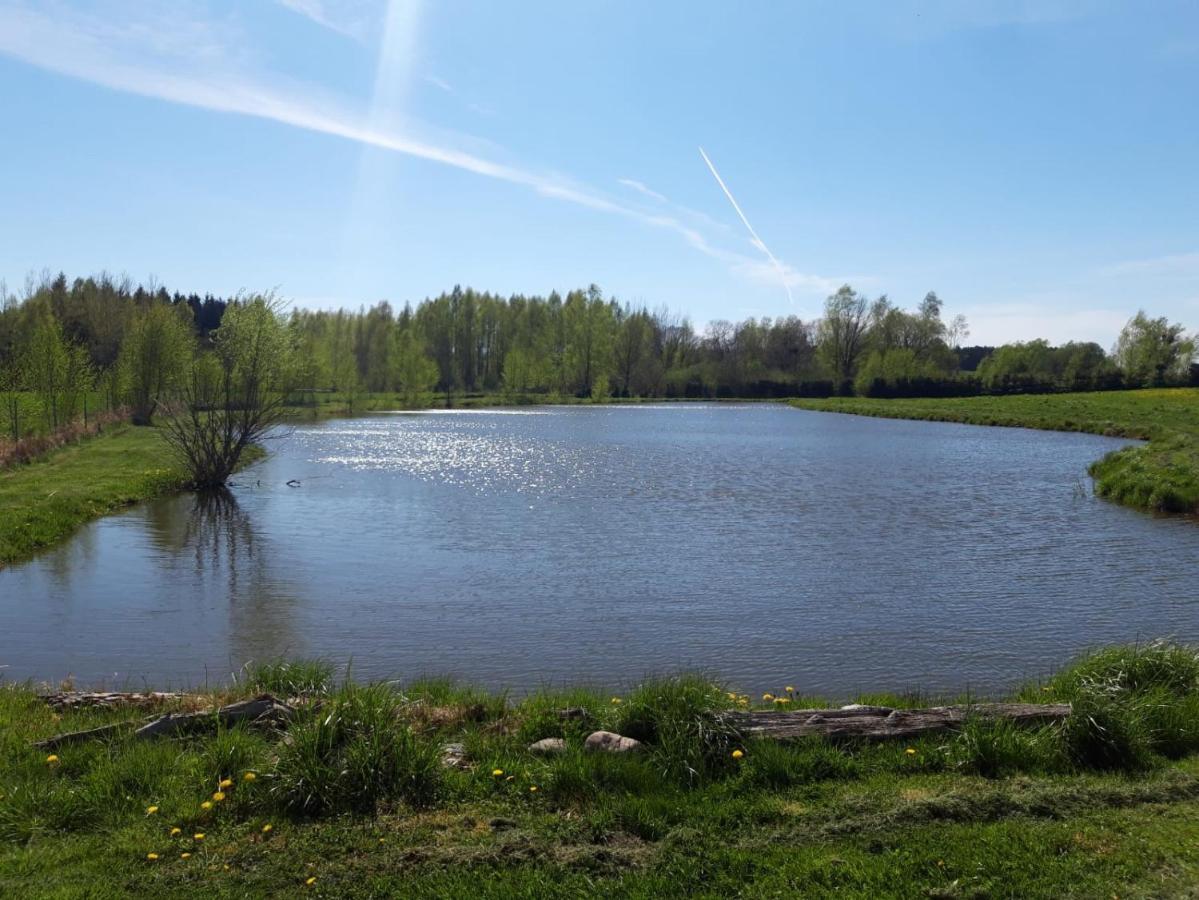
2,405,1196,697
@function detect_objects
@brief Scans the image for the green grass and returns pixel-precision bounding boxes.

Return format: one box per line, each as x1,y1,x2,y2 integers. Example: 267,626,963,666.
0,426,265,567
3,643,1199,897
791,388,1199,516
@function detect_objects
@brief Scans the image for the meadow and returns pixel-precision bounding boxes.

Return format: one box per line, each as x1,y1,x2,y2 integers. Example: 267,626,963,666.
792,388,1199,516
1,643,1198,897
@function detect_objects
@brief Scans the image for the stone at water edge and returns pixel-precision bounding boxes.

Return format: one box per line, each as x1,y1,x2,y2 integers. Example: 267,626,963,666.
584,731,643,753
528,737,568,755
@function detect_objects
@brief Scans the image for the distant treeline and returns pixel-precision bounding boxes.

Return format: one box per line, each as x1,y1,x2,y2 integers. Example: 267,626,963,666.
1,271,1196,439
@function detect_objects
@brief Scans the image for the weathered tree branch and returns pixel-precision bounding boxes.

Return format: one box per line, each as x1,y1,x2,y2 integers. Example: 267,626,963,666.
722,703,1071,741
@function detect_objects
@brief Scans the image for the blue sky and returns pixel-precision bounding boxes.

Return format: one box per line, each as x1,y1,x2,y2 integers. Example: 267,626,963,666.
0,1,1196,345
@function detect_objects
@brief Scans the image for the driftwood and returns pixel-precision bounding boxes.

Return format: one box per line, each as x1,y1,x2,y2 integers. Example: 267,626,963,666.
723,703,1072,741
33,694,296,750
39,691,186,710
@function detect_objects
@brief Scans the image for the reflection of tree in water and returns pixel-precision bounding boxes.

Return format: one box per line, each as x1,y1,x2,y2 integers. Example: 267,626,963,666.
183,489,307,669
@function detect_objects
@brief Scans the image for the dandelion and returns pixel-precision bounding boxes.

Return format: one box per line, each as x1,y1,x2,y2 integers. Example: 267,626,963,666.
762,693,774,701
218,778,233,790
45,754,60,766
905,748,917,756
200,801,213,811
731,749,744,760
193,833,205,841
727,692,737,701
774,697,791,705
262,823,273,834
181,852,192,859
146,805,159,815
243,772,257,782
785,686,795,693
146,853,159,861
212,791,226,802
170,827,182,837
610,697,622,705
529,785,539,793
306,877,317,886
492,769,504,777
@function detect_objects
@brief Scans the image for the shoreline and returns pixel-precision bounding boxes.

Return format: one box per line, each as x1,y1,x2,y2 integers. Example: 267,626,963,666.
0,427,264,568
790,388,1199,517
3,643,1198,897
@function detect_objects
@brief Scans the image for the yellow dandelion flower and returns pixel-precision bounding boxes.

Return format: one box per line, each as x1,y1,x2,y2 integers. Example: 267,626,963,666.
262,823,273,834
610,697,622,705
45,754,60,766
243,772,257,782
529,785,539,792
905,748,917,756
306,876,317,886
170,827,182,837
785,686,795,693
212,791,226,802
193,833,205,841
181,852,192,859
774,697,790,704
731,749,744,759
146,805,159,815
492,768,504,777
200,801,213,811
762,693,774,701
218,779,233,790
146,853,159,861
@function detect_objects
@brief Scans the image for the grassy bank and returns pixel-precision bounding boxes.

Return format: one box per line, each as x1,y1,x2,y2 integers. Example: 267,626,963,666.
791,388,1199,515
3,643,1199,897
0,427,264,567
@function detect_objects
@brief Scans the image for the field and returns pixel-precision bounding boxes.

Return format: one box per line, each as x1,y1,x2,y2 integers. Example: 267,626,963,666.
792,388,1199,515
2,643,1199,898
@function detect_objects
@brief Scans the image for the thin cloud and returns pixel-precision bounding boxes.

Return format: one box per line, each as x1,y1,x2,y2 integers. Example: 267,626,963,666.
275,0,373,41
699,147,794,303
1100,250,1199,278
0,2,847,299
618,178,669,204
424,74,454,94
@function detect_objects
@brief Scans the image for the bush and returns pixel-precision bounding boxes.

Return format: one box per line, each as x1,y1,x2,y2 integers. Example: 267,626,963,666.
735,739,857,789
614,675,738,785
244,659,335,696
270,682,441,815
949,719,1064,778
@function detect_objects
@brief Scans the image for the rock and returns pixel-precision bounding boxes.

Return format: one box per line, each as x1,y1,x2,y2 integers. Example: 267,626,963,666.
528,737,568,755
584,731,643,753
440,742,469,768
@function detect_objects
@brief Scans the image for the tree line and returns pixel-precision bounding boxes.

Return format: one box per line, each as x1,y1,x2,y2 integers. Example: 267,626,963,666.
2,271,1196,447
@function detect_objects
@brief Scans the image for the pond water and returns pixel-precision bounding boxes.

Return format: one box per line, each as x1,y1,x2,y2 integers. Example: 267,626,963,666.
2,405,1197,697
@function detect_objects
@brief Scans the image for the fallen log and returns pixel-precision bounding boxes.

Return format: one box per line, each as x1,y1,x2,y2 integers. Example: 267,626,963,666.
132,695,295,739
39,691,187,710
35,720,142,751
33,695,296,750
722,703,1071,741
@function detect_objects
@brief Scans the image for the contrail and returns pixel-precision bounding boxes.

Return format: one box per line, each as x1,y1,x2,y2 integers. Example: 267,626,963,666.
698,147,793,303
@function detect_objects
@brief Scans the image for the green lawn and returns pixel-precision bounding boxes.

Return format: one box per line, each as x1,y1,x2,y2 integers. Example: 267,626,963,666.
0,426,188,566
791,388,1199,516
2,644,1199,898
